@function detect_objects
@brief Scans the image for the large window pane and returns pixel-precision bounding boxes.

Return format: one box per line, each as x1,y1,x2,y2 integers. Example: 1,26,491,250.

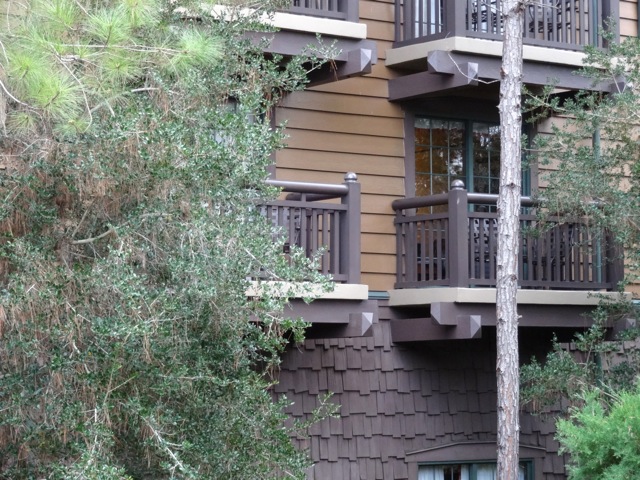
414,117,528,205
415,118,466,197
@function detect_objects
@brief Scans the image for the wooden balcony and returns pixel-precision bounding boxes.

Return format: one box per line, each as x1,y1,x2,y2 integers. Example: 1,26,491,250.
394,0,618,50
288,0,358,22
263,173,361,284
392,182,624,291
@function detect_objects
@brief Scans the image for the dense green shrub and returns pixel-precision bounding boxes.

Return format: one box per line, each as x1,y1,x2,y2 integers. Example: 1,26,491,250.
0,0,331,477
557,389,640,480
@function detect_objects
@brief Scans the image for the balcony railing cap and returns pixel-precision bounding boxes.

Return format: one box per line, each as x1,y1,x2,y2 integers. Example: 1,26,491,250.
451,179,465,190
345,172,358,183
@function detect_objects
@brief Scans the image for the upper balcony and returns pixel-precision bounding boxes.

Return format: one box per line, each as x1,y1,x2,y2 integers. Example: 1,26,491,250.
264,173,361,285
394,0,618,50
260,174,376,338
392,181,624,291
246,1,376,85
386,0,619,97
388,181,627,341
288,0,358,22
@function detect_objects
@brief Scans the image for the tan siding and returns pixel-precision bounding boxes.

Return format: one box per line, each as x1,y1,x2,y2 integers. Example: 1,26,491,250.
277,108,401,137
365,19,395,42
361,272,396,288
620,0,638,37
276,1,402,291
620,0,637,20
277,170,404,195
309,76,389,97
362,253,396,274
362,233,396,253
284,129,404,156
362,213,396,235
277,150,404,177
280,90,402,117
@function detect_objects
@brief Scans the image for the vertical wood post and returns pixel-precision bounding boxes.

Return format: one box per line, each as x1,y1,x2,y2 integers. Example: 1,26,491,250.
341,172,361,284
447,0,466,37
394,0,402,42
605,230,625,289
344,0,358,23
447,180,469,287
601,0,620,48
405,0,414,41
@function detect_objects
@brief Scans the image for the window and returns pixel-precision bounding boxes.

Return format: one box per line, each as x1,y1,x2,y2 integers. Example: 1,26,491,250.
418,461,531,480
414,117,530,198
415,118,500,196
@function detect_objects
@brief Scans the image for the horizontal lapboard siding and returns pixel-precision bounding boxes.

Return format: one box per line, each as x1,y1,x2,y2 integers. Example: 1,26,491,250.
276,0,638,291
276,1,404,291
620,0,638,37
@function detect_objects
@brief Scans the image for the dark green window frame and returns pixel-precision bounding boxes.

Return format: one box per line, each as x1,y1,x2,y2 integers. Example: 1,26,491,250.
414,116,531,198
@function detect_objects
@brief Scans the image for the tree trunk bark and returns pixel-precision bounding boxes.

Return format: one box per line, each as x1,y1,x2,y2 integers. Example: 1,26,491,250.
497,1,524,479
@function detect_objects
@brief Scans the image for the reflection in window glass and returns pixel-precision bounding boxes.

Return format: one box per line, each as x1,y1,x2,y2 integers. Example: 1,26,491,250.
415,118,465,198
471,122,501,194
415,117,501,197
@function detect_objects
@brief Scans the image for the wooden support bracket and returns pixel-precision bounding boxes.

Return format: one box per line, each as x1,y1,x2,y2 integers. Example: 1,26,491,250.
390,314,482,342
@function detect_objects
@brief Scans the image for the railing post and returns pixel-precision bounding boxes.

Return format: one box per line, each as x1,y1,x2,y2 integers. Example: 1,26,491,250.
344,0,359,23
446,0,466,37
404,0,414,42
605,229,624,290
600,0,619,48
448,180,470,287
341,172,361,284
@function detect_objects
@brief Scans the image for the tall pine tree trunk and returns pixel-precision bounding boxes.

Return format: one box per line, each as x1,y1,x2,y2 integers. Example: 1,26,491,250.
497,1,524,479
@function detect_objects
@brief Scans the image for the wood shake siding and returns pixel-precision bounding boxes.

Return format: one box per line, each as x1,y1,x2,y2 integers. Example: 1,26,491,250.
275,0,403,292
275,306,567,480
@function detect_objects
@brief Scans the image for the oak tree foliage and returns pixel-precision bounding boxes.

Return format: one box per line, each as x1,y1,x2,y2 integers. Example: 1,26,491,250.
0,0,332,478
522,34,640,478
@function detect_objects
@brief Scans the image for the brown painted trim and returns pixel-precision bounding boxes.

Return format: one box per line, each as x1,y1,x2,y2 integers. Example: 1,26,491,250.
390,302,605,343
389,51,614,101
389,64,479,100
283,299,379,338
404,111,416,198
390,315,481,341
244,30,377,70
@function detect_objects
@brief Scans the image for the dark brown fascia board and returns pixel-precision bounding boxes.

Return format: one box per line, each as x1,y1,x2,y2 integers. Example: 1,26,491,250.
306,47,374,86
388,62,479,101
391,301,603,342
390,315,481,342
282,299,377,338
389,50,614,101
244,30,377,85
432,302,602,328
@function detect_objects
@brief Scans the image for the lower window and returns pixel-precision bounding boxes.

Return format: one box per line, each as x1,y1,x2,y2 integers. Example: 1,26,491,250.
418,462,531,480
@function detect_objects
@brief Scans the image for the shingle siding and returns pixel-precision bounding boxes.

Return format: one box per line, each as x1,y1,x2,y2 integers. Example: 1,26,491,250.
275,301,568,480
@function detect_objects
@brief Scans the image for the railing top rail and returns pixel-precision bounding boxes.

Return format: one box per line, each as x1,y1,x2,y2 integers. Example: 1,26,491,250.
467,193,537,207
392,193,449,210
266,179,349,197
392,191,537,211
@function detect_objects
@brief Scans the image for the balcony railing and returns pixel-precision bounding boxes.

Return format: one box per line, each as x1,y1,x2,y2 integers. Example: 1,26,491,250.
392,182,624,290
263,173,361,284
288,0,358,22
395,0,618,50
